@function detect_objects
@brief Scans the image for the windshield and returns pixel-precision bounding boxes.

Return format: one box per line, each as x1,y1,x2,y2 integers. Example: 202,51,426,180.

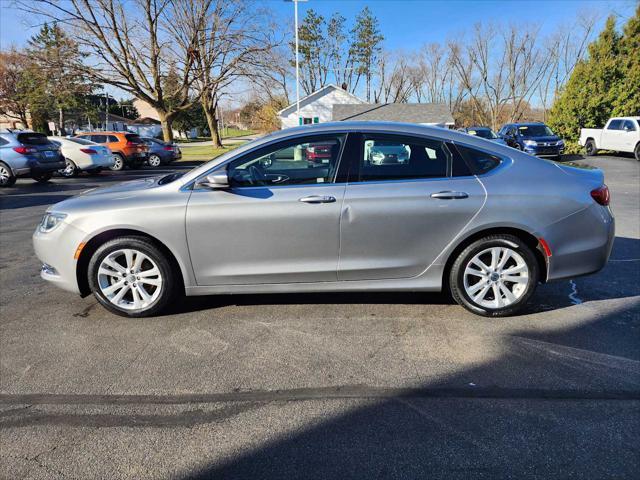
518,125,554,137
468,128,498,139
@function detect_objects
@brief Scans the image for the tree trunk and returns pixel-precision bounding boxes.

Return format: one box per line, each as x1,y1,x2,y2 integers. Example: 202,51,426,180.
58,107,66,135
201,94,223,148
157,110,175,142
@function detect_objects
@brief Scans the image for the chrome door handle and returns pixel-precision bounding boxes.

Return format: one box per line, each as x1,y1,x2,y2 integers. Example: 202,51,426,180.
299,195,336,204
430,191,469,199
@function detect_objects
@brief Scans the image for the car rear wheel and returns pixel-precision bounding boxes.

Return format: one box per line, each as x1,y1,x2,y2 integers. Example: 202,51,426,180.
148,154,162,168
0,162,16,187
32,172,53,183
585,139,598,156
635,142,639,161
88,236,176,318
110,153,125,171
59,158,79,178
449,234,539,317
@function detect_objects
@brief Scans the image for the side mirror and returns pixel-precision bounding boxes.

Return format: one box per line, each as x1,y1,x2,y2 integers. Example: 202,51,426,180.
196,171,229,189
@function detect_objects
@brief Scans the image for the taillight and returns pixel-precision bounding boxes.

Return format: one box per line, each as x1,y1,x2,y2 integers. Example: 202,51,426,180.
591,185,610,206
163,145,173,151
80,148,97,154
126,141,136,146
13,146,36,155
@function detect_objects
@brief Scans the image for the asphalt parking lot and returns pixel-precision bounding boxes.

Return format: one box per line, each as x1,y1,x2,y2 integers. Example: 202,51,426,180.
1,155,639,479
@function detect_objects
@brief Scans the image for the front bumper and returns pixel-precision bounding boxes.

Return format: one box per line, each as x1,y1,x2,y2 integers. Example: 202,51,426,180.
33,221,87,294
523,144,565,157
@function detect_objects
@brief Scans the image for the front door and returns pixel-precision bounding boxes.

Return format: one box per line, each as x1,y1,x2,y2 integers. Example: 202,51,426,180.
186,134,347,285
338,133,487,281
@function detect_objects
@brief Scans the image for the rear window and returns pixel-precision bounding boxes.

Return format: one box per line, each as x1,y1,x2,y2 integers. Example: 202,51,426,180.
67,137,96,145
17,132,50,145
125,134,144,144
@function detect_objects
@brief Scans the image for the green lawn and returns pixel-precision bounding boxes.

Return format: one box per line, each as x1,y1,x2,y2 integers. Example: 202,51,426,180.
178,129,255,143
178,144,238,162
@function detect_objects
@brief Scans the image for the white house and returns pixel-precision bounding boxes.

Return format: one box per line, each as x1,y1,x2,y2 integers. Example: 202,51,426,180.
278,84,367,129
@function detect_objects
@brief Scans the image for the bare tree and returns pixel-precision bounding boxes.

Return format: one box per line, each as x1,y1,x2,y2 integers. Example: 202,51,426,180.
169,0,275,146
0,49,31,127
20,0,206,141
374,50,413,103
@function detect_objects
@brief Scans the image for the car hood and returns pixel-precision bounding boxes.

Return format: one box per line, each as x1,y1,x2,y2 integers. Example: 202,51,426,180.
48,176,168,215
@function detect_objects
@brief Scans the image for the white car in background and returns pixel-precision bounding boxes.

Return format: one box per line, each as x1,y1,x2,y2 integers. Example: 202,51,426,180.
48,136,115,177
579,117,640,161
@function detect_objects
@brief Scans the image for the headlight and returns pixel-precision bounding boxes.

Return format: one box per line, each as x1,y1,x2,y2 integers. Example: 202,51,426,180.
556,140,565,146
39,212,67,233
523,140,537,146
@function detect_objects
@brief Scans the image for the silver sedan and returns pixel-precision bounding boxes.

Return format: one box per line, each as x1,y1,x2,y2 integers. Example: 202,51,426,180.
33,122,615,318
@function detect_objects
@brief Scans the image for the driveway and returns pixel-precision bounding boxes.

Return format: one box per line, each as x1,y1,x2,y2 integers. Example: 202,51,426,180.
0,155,638,479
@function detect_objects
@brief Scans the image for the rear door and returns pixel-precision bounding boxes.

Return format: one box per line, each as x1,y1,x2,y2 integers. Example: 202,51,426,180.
186,133,349,285
337,133,487,281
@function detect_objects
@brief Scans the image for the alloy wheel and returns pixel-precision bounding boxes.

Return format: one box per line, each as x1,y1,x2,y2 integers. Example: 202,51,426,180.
111,155,123,170
97,248,163,311
59,159,77,177
0,165,10,185
148,154,162,167
463,246,529,309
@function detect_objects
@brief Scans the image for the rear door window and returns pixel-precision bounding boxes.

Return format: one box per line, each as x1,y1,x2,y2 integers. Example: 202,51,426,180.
356,135,449,182
107,135,120,143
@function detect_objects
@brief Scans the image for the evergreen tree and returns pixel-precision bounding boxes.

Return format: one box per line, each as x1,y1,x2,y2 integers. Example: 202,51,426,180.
548,8,640,149
27,23,93,134
350,7,384,102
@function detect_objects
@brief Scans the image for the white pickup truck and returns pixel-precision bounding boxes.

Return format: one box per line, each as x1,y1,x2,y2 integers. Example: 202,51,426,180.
579,117,640,161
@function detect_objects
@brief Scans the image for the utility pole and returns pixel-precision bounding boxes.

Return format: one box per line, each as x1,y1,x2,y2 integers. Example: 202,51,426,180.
285,0,307,125
104,92,109,131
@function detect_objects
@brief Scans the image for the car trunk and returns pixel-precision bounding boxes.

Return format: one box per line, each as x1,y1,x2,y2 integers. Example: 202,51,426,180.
17,133,61,163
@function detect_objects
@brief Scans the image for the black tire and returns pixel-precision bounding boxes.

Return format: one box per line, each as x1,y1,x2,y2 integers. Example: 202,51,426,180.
110,153,125,171
449,234,539,317
148,154,162,168
59,158,78,178
32,172,53,183
635,142,639,162
585,139,598,156
88,236,177,318
0,161,16,187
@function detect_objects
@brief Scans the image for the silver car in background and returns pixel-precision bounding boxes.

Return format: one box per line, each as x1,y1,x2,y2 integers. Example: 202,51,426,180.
33,122,614,318
48,136,114,177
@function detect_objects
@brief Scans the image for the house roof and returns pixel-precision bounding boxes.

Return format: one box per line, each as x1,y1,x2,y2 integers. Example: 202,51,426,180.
278,84,366,117
333,103,454,124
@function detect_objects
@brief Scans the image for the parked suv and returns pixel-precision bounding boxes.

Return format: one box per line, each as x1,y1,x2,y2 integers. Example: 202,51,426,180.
74,132,149,171
0,130,65,187
498,123,565,159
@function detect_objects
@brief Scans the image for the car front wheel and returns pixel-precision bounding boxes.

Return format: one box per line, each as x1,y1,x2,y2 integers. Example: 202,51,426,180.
88,236,176,317
32,172,53,183
449,234,539,317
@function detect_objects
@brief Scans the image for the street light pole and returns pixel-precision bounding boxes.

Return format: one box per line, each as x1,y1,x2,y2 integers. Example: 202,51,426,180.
294,0,300,124
286,0,306,125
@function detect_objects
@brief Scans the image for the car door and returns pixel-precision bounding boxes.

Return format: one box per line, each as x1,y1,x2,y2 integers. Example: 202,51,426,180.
602,119,623,150
337,133,487,281
621,120,637,151
185,133,348,286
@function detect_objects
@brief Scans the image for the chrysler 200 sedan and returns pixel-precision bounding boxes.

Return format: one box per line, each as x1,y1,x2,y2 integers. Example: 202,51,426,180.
33,122,614,318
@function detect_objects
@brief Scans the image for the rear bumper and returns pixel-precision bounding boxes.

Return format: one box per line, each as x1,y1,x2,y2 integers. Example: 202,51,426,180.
542,203,615,281
30,159,66,174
